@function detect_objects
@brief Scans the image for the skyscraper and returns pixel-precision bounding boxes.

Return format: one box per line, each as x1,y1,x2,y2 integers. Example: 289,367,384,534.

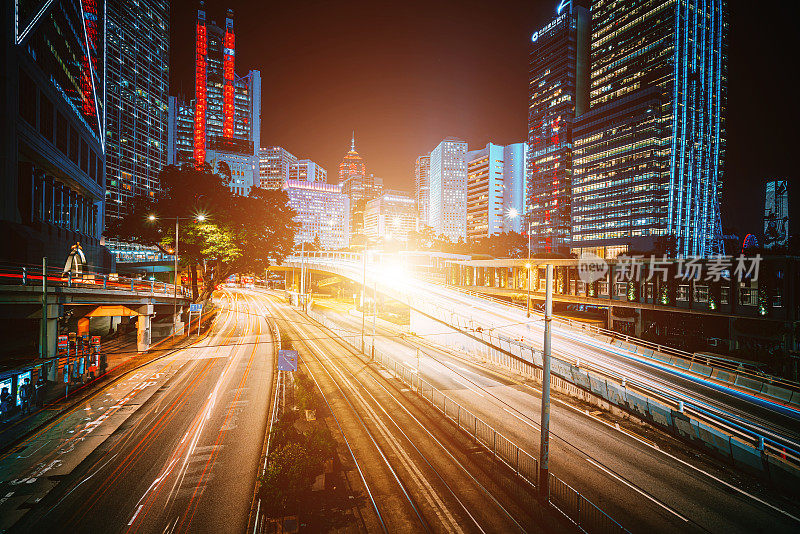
289,160,327,183
167,4,261,183
338,133,367,183
526,2,589,254
466,142,528,240
429,138,468,242
763,180,790,249
284,180,350,249
340,173,384,240
364,191,419,243
415,155,431,227
1,0,111,272
572,0,727,258
105,0,170,222
259,146,297,189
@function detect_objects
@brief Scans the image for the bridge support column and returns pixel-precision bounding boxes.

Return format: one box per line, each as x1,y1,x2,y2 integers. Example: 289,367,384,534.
39,304,59,360
137,304,154,352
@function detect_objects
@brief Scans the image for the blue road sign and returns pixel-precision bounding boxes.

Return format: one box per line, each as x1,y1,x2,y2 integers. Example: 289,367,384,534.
189,303,203,313
278,350,298,372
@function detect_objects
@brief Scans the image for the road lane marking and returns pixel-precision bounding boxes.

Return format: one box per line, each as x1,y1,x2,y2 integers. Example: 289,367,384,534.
585,458,688,522
128,504,143,526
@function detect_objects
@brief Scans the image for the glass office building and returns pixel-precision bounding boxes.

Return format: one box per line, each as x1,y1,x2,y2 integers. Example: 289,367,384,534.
572,0,727,257
429,138,468,242
526,3,589,254
415,154,431,227
105,0,170,222
284,180,350,249
259,146,297,189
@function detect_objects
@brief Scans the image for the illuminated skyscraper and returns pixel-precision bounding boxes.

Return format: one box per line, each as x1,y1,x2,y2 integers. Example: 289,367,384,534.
284,180,350,249
105,0,170,222
415,155,431,226
364,191,419,243
259,146,297,189
526,1,589,254
289,159,327,183
338,133,366,183
572,0,727,258
167,4,260,184
429,138,468,241
763,180,790,249
2,0,111,273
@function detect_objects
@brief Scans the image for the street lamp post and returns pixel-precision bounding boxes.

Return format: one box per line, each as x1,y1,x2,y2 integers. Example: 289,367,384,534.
507,208,532,318
148,213,206,337
539,263,553,499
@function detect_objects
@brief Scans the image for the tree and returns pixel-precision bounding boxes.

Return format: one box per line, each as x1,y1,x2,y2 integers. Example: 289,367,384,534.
106,164,298,301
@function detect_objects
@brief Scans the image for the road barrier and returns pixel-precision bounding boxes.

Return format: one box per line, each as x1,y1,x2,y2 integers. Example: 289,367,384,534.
307,309,628,534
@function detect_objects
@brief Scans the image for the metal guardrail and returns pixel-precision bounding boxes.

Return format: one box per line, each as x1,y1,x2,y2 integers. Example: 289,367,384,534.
308,308,628,534
0,262,190,298
287,253,800,404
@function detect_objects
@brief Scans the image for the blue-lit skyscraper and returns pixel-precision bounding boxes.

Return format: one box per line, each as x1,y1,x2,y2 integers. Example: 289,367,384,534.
572,0,727,258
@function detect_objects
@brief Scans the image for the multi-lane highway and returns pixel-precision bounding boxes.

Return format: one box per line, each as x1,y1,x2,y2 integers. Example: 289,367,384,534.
293,256,800,447
306,296,800,533
0,289,274,533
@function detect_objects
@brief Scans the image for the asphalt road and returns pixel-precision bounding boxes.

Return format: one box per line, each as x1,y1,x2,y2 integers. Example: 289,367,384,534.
259,291,557,533
314,302,800,534
0,289,275,534
299,259,800,446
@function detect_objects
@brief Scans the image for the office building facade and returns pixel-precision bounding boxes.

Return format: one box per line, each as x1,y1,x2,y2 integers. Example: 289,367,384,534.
526,3,589,254
466,143,505,240
104,0,169,222
572,0,727,258
167,4,261,189
341,173,384,240
289,159,327,183
763,180,791,249
429,138,468,241
284,180,350,250
503,143,528,234
364,191,419,243
415,154,431,227
206,138,258,196
1,0,111,269
259,146,297,189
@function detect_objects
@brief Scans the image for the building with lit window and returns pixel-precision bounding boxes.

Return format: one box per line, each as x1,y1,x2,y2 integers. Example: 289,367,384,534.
429,138,468,241
338,133,367,183
1,0,111,269
571,0,727,258
763,180,792,249
167,4,261,187
289,159,327,183
259,146,297,189
206,138,258,196
415,154,430,227
340,173,384,241
364,191,419,243
283,180,350,249
526,2,589,254
104,0,169,222
466,142,528,240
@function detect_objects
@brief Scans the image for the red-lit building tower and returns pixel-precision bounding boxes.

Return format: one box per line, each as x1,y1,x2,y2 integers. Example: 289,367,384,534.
193,6,208,164
338,133,366,183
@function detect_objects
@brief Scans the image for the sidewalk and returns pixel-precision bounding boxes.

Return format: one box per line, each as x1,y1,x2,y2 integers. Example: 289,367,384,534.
0,309,218,454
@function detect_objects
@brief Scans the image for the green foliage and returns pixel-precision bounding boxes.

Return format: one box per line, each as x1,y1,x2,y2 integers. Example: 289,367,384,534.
105,164,298,301
258,442,319,517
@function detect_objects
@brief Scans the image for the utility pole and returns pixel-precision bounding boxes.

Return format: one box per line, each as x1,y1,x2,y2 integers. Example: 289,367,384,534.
173,218,179,337
539,264,553,500
300,241,305,311
527,221,532,318
41,257,47,359
361,247,367,354
371,276,377,360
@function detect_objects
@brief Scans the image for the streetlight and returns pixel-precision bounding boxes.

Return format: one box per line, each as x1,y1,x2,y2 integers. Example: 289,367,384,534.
148,213,207,337
507,209,532,318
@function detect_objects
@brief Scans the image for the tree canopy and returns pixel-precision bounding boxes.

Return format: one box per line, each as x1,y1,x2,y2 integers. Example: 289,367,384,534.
106,163,298,301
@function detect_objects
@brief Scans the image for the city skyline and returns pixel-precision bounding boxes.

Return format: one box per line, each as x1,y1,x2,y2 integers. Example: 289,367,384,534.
168,0,788,236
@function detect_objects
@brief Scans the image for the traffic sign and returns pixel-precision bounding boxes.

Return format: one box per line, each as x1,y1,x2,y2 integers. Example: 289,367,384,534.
278,350,298,372
189,303,203,313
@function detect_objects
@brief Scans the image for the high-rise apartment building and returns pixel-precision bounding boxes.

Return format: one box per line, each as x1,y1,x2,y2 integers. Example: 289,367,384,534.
104,0,169,222
466,142,528,240
284,180,350,249
259,146,297,189
526,2,589,254
429,138,468,241
338,134,367,183
364,191,419,243
289,159,327,183
415,155,431,227
1,0,112,275
167,4,261,192
572,0,727,258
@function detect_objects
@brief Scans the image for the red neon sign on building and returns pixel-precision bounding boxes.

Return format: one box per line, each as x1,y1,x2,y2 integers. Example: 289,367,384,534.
194,18,208,166
222,26,235,139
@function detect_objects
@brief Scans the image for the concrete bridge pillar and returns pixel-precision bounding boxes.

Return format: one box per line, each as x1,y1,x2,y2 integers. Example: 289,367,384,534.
136,304,154,352
39,303,59,359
